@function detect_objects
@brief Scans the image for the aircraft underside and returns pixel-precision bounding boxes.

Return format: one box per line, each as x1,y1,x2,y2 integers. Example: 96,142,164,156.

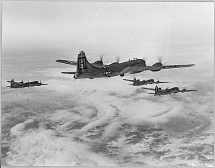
76,71,122,79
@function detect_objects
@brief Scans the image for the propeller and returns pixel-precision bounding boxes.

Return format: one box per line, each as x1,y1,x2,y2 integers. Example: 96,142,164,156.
99,54,103,62
116,56,120,63
157,56,169,65
157,56,163,63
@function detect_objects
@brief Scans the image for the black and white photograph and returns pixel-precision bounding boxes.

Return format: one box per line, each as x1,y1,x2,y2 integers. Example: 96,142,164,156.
1,1,214,167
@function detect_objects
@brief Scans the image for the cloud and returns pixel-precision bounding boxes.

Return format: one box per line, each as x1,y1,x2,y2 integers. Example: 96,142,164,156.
4,71,213,166
7,121,117,166
10,119,35,137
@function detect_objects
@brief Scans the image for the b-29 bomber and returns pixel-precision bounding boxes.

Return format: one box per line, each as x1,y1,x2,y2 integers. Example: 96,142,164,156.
142,85,197,96
123,78,168,86
56,51,195,79
7,79,48,88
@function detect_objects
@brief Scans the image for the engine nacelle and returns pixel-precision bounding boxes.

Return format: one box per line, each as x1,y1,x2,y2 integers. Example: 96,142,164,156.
150,62,163,72
181,89,186,93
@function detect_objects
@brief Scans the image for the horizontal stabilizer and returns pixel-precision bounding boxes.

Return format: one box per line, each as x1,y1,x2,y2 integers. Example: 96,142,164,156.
123,79,133,82
56,59,77,65
142,87,154,91
156,81,169,84
61,72,76,74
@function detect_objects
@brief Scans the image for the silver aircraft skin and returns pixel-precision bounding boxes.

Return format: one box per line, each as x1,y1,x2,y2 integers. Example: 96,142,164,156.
56,51,195,79
123,78,168,86
142,85,197,96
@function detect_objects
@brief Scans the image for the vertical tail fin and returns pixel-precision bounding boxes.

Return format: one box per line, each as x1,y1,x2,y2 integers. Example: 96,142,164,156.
77,51,87,72
76,51,101,74
155,85,159,94
11,79,15,87
133,78,136,85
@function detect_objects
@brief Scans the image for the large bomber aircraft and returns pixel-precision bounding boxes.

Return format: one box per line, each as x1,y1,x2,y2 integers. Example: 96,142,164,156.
123,78,168,86
142,85,197,96
7,79,48,88
56,51,195,79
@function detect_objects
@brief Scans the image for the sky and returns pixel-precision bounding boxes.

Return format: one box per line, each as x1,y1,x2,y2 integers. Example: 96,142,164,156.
2,2,214,63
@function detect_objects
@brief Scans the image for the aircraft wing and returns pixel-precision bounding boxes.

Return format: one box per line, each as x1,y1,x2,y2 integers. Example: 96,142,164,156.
61,72,76,74
56,59,77,65
123,79,134,82
156,81,169,84
162,64,195,69
179,89,197,92
141,87,155,91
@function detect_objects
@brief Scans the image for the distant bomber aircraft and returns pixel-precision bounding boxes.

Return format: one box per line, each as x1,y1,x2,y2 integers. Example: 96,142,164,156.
123,78,168,86
7,79,48,88
142,85,197,96
56,51,195,79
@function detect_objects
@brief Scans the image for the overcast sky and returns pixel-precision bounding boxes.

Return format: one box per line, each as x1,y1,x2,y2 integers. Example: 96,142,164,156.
2,2,214,64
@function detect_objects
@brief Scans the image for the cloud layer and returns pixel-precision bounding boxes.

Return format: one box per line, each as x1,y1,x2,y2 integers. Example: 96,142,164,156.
3,68,213,166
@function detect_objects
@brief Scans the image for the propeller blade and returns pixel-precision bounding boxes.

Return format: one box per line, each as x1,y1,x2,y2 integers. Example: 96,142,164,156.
116,56,120,63
157,56,163,63
99,54,103,61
